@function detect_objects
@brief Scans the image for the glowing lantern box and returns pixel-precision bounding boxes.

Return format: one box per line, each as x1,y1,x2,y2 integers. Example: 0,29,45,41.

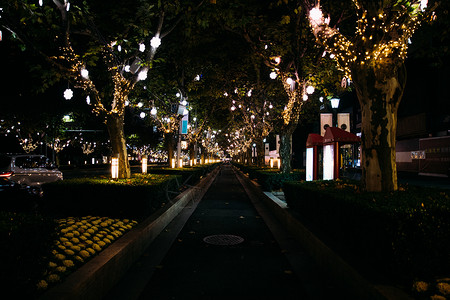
306,133,324,181
322,127,360,180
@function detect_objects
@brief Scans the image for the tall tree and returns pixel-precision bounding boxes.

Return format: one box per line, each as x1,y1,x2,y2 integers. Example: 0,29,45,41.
196,0,342,172
308,0,437,191
1,0,202,178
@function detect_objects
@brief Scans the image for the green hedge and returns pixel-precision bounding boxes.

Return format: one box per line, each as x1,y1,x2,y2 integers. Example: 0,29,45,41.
41,174,182,220
232,162,305,191
0,212,56,297
148,163,219,186
283,179,450,284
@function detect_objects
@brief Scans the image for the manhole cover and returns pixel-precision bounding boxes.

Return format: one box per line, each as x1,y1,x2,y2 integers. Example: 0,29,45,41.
203,234,244,246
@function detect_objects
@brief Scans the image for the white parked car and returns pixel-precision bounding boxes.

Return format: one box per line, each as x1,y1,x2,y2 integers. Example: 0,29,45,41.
0,154,63,187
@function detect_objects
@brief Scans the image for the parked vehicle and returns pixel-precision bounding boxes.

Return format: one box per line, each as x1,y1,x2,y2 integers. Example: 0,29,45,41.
0,154,63,188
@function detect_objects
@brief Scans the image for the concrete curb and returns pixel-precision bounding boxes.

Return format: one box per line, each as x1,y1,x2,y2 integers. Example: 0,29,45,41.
41,166,220,300
234,167,412,300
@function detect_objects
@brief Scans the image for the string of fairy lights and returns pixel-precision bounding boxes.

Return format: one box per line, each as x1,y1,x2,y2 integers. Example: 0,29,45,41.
309,0,434,80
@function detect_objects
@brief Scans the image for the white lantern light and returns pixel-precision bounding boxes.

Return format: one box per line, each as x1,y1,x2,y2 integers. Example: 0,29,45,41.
138,69,148,81
286,78,294,85
125,65,131,72
86,95,91,105
81,68,89,79
303,94,308,101
306,85,315,94
150,107,157,115
137,102,143,108
150,36,161,48
140,112,146,119
270,71,277,79
139,43,145,52
309,7,323,22
64,88,73,100
420,0,428,11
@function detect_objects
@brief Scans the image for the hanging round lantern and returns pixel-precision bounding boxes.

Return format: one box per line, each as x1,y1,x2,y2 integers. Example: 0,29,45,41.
64,88,73,100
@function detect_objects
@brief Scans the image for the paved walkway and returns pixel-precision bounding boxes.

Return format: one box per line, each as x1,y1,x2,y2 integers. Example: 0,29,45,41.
107,164,345,299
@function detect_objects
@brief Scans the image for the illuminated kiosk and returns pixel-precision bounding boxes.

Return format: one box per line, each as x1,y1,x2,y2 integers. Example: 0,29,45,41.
322,127,360,180
306,133,324,181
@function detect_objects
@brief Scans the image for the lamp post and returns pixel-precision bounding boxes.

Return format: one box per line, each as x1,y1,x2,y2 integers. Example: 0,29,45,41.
330,97,340,127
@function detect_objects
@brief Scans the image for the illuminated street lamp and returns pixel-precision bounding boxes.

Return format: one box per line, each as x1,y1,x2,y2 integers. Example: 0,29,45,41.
142,157,147,174
111,157,119,179
330,97,340,127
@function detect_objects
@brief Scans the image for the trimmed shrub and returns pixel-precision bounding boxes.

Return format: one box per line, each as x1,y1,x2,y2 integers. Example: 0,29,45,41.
283,179,450,284
41,174,181,220
0,212,57,297
232,162,305,191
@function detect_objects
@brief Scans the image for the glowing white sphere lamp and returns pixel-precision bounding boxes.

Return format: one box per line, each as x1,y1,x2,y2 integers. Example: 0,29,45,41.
138,69,148,81
81,68,89,79
306,85,315,94
309,7,323,22
151,107,157,115
64,88,73,100
270,71,277,79
150,36,161,49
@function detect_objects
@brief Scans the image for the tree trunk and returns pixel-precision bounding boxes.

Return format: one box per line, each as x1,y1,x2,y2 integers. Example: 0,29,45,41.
189,142,196,165
353,64,406,192
106,113,130,179
255,140,265,167
165,132,175,166
280,131,293,174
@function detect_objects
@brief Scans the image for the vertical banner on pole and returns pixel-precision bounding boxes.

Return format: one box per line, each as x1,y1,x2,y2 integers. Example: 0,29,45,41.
180,113,189,135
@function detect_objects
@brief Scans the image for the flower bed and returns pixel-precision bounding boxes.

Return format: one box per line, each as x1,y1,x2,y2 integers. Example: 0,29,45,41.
1,173,185,297
283,179,450,298
36,216,138,294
